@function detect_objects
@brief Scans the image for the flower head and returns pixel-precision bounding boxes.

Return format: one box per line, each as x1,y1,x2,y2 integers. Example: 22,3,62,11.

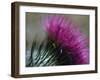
44,15,89,64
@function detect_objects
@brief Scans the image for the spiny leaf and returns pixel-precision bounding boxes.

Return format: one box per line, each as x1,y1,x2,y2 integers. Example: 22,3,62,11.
26,40,57,67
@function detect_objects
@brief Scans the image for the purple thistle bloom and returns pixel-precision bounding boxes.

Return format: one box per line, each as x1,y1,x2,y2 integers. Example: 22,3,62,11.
44,15,89,64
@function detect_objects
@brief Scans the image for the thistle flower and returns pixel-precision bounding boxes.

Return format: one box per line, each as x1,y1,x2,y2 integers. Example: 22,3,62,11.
44,15,89,64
